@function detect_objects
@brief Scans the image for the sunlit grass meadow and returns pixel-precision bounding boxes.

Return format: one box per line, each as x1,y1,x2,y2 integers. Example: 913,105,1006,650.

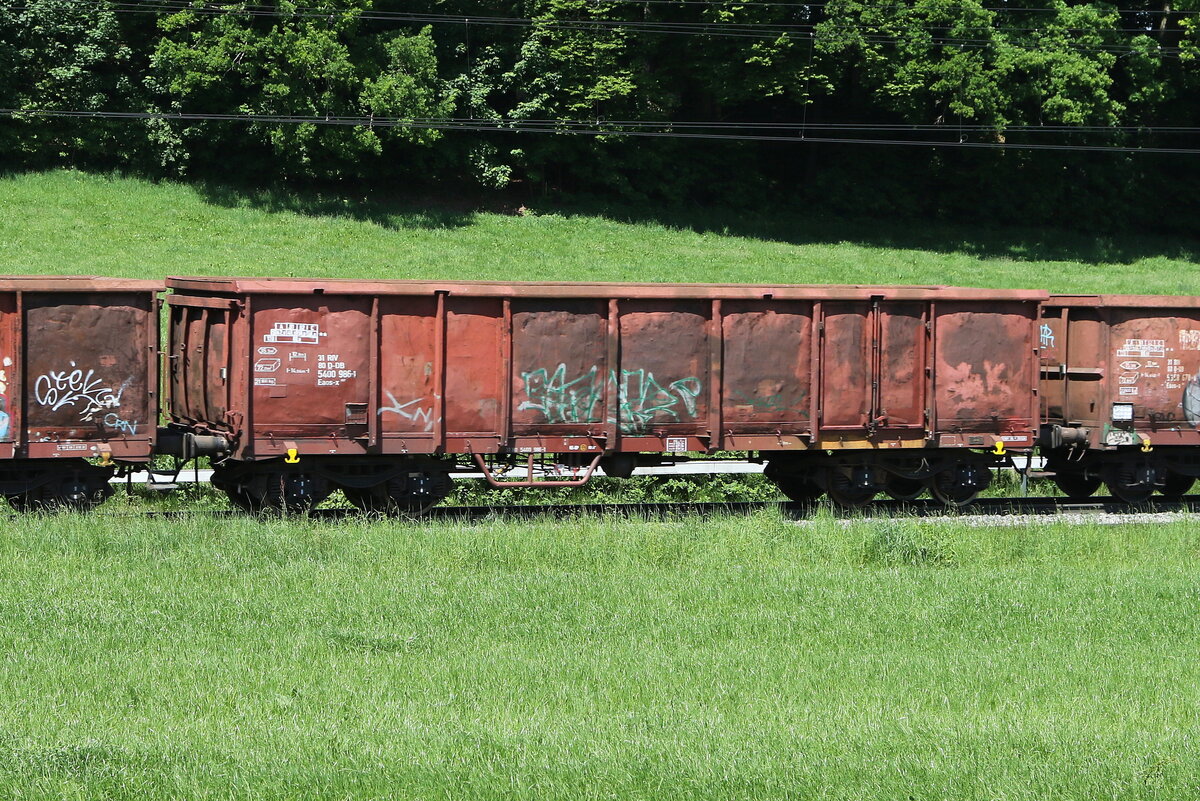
2,170,1199,293
0,511,1198,799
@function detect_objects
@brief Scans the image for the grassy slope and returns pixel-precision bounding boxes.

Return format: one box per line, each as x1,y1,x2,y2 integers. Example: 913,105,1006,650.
0,513,1197,800
1,170,1198,292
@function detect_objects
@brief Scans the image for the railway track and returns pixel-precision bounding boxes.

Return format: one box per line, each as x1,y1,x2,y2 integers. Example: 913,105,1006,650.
61,494,1200,522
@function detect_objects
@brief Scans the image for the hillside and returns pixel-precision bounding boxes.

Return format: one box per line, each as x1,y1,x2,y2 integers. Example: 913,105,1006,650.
2,170,1198,294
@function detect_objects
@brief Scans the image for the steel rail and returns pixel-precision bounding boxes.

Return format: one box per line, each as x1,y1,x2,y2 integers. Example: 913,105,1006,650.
32,495,1200,522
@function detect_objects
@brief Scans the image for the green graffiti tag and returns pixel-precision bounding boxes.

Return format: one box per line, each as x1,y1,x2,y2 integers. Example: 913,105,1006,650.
517,364,603,424
518,364,703,433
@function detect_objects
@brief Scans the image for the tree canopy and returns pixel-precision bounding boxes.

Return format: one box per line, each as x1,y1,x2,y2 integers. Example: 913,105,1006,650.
1,0,1197,231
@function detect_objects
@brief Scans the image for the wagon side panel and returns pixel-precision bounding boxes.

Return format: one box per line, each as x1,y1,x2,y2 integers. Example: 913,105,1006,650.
720,300,813,435
819,302,871,431
510,299,608,437
616,300,709,437
248,295,372,442
932,301,1039,440
24,291,156,459
444,297,504,440
1106,309,1200,443
0,292,17,452
377,295,439,446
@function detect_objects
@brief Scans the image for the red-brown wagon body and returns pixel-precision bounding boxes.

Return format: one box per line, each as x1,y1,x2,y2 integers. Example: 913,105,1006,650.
1041,294,1200,501
166,277,1044,510
0,277,161,507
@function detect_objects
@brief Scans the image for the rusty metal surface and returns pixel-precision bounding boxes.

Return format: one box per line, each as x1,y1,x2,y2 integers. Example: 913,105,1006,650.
0,277,162,292
933,301,1038,440
0,285,159,461
167,280,1044,459
721,300,812,434
1045,296,1200,447
1047,294,1200,309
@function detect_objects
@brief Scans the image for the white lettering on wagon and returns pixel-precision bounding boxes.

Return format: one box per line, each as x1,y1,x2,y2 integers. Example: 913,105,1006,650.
263,322,324,345
315,353,357,387
1116,339,1166,359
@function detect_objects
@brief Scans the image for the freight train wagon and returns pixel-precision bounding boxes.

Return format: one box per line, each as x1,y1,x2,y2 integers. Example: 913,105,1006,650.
1041,293,1200,502
0,277,161,509
164,278,1046,511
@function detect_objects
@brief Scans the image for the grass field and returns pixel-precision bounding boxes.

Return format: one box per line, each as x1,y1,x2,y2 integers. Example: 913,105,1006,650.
3,169,1200,799
2,170,1199,293
0,511,1198,799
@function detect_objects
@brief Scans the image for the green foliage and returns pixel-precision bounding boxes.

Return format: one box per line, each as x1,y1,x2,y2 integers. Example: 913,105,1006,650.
0,0,147,166
147,2,452,178
1,1,1198,229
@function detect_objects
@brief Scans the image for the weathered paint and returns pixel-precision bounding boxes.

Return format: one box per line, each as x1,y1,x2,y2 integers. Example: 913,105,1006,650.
934,302,1038,434
164,277,1045,460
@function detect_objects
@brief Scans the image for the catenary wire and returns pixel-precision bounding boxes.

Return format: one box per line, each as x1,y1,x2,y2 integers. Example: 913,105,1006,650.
3,108,1199,153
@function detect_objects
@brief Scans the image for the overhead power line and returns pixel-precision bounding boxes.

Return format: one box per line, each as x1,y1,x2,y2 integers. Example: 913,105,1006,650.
3,108,1199,154
3,2,1187,56
466,0,1200,11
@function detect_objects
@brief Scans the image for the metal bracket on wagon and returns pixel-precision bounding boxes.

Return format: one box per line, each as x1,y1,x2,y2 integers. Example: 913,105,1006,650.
472,452,603,488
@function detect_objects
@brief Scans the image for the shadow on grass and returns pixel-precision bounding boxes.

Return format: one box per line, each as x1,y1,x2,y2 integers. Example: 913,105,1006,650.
546,199,1200,266
177,173,1200,266
190,178,479,231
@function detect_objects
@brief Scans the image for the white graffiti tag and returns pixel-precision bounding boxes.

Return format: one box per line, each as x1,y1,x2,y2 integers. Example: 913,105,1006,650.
379,391,437,431
34,363,127,420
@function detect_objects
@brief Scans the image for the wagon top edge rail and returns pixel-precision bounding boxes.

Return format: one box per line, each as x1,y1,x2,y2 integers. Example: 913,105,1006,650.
165,276,1049,302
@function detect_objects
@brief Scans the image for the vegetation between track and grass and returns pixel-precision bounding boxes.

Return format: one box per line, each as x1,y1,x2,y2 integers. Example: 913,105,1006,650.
0,510,1198,799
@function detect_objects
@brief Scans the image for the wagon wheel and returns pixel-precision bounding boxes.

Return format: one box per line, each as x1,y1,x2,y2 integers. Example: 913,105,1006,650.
1158,471,1195,499
5,473,113,512
4,493,32,513
263,472,332,514
220,487,260,514
340,486,389,514
766,474,824,504
883,475,925,502
1103,464,1156,505
341,485,435,515
215,469,332,514
826,472,876,509
929,471,980,508
1052,472,1102,500
341,475,449,516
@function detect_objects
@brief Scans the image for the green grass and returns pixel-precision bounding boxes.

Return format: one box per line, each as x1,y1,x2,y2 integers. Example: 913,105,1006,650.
2,170,1199,293
0,511,1197,799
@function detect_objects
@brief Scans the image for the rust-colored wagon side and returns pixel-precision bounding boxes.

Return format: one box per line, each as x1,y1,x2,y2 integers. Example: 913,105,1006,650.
0,276,162,508
1041,293,1200,502
165,277,1044,511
